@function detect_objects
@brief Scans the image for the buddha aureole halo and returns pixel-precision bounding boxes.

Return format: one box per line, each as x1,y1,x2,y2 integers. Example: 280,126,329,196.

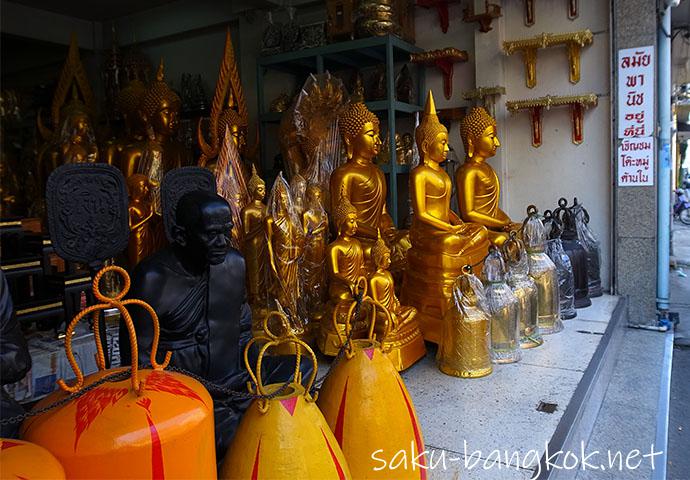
338,102,380,154
460,106,497,158
415,90,448,156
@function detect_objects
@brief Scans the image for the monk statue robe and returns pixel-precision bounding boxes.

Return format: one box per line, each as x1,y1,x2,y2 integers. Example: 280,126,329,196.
317,190,369,356
330,101,410,274
401,91,490,344
456,106,521,246
120,191,303,459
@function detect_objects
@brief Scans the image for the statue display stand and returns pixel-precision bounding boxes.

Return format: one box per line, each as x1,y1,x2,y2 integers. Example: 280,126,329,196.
401,92,490,344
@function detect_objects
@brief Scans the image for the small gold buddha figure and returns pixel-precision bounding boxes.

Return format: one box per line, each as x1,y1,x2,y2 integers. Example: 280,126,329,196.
437,266,493,378
104,79,146,172
330,101,409,273
265,174,306,332
301,183,329,321
369,231,425,371
317,190,369,356
126,173,162,267
290,173,307,217
131,60,188,186
401,91,490,344
241,165,268,309
456,106,521,246
59,97,98,164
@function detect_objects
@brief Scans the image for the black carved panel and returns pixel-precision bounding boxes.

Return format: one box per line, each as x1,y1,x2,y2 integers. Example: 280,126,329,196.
46,164,129,265
161,167,216,242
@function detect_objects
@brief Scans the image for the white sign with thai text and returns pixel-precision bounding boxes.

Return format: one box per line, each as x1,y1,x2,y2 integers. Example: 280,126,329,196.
617,46,654,139
618,137,654,186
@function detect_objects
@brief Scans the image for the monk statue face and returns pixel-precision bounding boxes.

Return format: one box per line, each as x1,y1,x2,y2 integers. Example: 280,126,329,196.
472,125,500,160
175,193,233,266
423,131,449,164
150,98,180,138
349,121,381,161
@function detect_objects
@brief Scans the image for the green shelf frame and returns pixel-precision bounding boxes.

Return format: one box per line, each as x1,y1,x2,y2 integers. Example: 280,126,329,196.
256,34,425,226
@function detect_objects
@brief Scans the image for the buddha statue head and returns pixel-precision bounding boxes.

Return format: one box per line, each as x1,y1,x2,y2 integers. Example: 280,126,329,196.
306,183,324,209
218,92,247,154
372,229,391,270
247,164,266,202
338,102,381,161
140,59,181,139
117,79,146,137
415,91,449,164
334,189,358,236
127,173,151,203
173,190,233,266
460,106,499,161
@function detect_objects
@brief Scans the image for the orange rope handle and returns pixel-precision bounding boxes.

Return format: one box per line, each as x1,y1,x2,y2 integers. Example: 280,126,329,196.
256,337,317,394
261,310,291,340
333,276,369,351
58,265,170,395
364,297,393,342
243,336,263,394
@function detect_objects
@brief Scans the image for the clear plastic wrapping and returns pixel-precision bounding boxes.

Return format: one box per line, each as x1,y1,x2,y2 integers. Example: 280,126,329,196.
545,238,577,320
571,198,603,297
265,173,306,333
503,232,543,349
522,206,563,335
437,266,493,378
482,247,521,363
300,183,329,320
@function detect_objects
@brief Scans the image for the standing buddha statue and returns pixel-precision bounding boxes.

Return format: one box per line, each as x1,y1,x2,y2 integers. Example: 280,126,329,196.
58,90,99,164
401,91,490,344
126,173,161,267
265,174,306,333
369,231,426,371
106,79,146,174
134,59,187,212
330,101,409,273
456,107,522,246
241,165,268,311
317,190,368,356
301,183,329,322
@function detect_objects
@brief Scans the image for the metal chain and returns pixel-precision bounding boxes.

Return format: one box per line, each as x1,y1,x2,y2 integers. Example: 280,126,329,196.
2,293,368,422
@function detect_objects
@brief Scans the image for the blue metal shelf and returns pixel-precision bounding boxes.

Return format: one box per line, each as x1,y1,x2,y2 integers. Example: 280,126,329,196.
257,34,425,225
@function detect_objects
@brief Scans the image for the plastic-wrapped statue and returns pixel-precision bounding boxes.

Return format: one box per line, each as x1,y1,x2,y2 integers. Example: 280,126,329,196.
301,183,329,320
401,91,489,343
290,173,308,217
571,197,603,297
456,107,522,245
552,199,591,309
437,265,492,378
503,231,543,349
369,230,426,371
58,90,98,164
216,125,250,249
241,165,268,309
523,206,563,334
543,210,577,320
126,174,163,268
482,246,521,363
265,173,306,330
318,189,368,355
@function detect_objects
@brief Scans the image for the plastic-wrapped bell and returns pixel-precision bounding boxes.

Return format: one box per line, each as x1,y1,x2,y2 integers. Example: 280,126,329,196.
522,206,563,334
437,265,493,377
482,246,521,363
543,210,577,319
571,197,603,297
503,231,543,349
553,199,592,308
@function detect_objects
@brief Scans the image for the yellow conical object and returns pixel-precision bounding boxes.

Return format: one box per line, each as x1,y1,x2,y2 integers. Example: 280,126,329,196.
424,89,438,117
0,438,66,479
317,278,428,479
221,332,351,479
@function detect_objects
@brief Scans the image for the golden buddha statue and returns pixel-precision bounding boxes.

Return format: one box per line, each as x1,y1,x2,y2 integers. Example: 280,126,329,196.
290,173,307,217
437,266,492,378
369,231,425,371
401,91,490,344
135,60,188,212
104,79,146,172
198,29,249,173
301,183,329,320
58,92,98,164
330,101,409,273
456,106,521,246
241,165,268,309
317,190,369,356
265,174,306,331
126,173,162,267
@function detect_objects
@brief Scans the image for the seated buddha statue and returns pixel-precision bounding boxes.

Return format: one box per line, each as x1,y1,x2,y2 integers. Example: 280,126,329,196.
400,91,490,344
369,231,425,371
330,101,409,273
317,190,369,356
456,106,521,246
58,95,99,165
